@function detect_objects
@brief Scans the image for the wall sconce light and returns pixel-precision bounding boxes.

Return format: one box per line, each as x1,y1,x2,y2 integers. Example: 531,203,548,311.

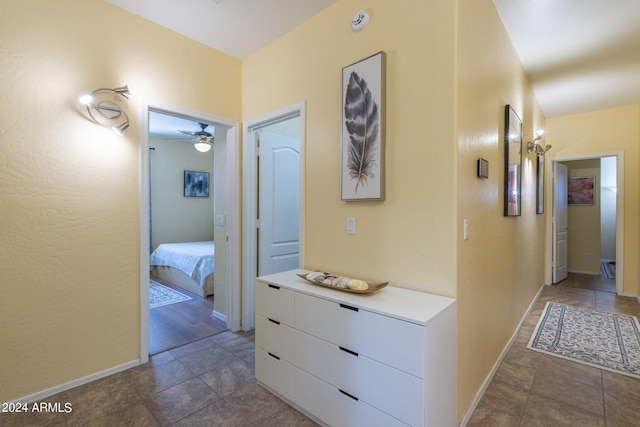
527,129,551,156
79,84,131,135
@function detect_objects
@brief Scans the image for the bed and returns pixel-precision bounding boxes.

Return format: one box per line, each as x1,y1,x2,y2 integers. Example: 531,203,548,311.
150,241,215,297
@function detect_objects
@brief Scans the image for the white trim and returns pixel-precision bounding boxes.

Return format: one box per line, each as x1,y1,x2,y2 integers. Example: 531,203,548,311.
211,309,228,324
8,359,140,405
459,283,546,427
139,99,242,364
546,151,624,295
242,101,306,331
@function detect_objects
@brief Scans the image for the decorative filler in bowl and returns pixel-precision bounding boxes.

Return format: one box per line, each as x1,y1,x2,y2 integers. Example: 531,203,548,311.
297,271,388,294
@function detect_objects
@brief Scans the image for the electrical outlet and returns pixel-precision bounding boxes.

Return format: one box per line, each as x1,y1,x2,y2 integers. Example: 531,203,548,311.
586,252,592,260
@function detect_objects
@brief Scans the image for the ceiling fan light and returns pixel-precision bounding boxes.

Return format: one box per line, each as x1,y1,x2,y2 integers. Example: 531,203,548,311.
194,142,211,152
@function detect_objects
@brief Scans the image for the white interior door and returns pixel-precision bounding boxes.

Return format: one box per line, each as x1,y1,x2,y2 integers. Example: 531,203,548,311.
554,162,568,283
258,130,300,276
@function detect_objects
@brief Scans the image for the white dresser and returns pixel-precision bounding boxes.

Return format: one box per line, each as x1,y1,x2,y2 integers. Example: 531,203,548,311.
255,270,457,427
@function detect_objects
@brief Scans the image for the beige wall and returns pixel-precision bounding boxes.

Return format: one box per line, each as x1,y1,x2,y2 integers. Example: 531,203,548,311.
243,0,458,297
0,0,241,402
456,0,547,418
3,0,637,420
546,105,640,296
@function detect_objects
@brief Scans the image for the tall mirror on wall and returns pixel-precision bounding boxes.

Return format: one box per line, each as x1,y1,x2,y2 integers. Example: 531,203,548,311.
504,104,522,216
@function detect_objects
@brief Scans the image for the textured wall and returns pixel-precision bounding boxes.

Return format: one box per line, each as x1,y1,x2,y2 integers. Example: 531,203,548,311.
456,0,546,418
243,0,458,298
0,0,241,402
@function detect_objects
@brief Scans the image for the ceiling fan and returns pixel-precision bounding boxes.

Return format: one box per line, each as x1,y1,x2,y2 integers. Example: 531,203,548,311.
178,122,214,152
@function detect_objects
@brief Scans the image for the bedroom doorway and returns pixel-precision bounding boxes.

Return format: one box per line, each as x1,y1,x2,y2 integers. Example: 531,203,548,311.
139,100,241,362
147,112,227,355
242,102,306,331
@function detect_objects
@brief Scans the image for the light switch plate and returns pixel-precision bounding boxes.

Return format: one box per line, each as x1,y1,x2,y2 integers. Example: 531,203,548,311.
346,217,356,235
463,219,469,240
215,214,225,226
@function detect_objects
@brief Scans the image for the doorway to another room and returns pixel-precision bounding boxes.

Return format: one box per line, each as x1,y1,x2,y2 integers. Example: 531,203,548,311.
242,102,305,331
140,101,241,361
550,153,623,295
147,111,228,354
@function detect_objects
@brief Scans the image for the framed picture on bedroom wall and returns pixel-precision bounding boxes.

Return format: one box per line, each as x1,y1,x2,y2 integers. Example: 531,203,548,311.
341,51,386,201
184,170,210,197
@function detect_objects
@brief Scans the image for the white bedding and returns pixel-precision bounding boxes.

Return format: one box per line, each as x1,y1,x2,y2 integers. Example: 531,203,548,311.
150,241,214,288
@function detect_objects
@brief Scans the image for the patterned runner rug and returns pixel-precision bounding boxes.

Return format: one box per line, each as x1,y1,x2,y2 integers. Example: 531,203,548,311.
150,280,192,308
528,302,640,379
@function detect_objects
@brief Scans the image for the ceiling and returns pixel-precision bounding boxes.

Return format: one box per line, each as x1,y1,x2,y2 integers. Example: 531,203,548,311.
109,0,640,126
104,0,337,60
493,0,640,118
148,111,213,141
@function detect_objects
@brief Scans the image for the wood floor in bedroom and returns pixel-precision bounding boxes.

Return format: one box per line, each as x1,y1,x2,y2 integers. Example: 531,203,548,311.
149,276,228,355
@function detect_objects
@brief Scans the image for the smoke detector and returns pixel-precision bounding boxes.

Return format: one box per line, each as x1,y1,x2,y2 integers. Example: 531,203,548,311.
351,10,370,32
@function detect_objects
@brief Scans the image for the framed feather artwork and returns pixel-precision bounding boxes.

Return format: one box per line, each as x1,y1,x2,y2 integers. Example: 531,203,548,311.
341,51,386,201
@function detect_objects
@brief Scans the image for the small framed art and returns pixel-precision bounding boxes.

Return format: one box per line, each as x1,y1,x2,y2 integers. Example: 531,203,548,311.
184,170,210,197
568,176,595,205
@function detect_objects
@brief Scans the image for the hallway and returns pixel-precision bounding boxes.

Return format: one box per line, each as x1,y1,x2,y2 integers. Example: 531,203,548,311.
467,273,640,426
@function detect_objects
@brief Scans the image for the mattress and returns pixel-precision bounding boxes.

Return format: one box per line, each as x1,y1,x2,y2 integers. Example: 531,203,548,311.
149,241,214,289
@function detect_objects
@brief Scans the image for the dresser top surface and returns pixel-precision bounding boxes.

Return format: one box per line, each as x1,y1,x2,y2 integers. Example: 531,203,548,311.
256,269,456,325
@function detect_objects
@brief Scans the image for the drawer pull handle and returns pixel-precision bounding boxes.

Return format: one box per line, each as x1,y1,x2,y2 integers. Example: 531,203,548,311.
267,352,280,360
339,303,359,312
268,284,280,290
339,389,359,402
339,346,358,357
268,318,281,325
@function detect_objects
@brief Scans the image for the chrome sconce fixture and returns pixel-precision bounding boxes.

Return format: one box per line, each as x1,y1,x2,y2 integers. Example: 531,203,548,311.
527,129,551,156
79,84,131,135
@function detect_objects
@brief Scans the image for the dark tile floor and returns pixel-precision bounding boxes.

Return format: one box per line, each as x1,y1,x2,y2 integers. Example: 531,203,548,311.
2,273,636,426
0,330,318,426
467,273,640,427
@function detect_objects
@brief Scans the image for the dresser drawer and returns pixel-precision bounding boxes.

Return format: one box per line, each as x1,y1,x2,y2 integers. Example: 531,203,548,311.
255,314,294,363
255,280,295,326
295,368,407,427
295,293,425,378
295,330,423,426
255,347,294,402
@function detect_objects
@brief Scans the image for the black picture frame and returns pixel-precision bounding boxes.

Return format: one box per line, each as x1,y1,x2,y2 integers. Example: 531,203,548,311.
184,170,210,197
536,155,544,214
504,105,522,216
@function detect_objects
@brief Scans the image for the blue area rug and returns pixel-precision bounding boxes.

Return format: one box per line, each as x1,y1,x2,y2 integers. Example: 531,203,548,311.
150,280,192,309
528,302,640,379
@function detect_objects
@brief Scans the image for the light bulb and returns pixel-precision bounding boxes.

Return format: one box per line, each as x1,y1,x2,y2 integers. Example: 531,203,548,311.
79,94,93,105
194,142,211,152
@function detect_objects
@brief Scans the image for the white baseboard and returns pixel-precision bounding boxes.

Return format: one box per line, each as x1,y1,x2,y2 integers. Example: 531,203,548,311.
458,283,546,427
211,309,228,324
9,359,141,405
567,269,600,276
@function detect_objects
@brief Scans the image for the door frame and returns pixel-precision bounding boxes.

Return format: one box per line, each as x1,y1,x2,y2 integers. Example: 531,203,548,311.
139,99,241,363
242,101,306,331
546,151,624,295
